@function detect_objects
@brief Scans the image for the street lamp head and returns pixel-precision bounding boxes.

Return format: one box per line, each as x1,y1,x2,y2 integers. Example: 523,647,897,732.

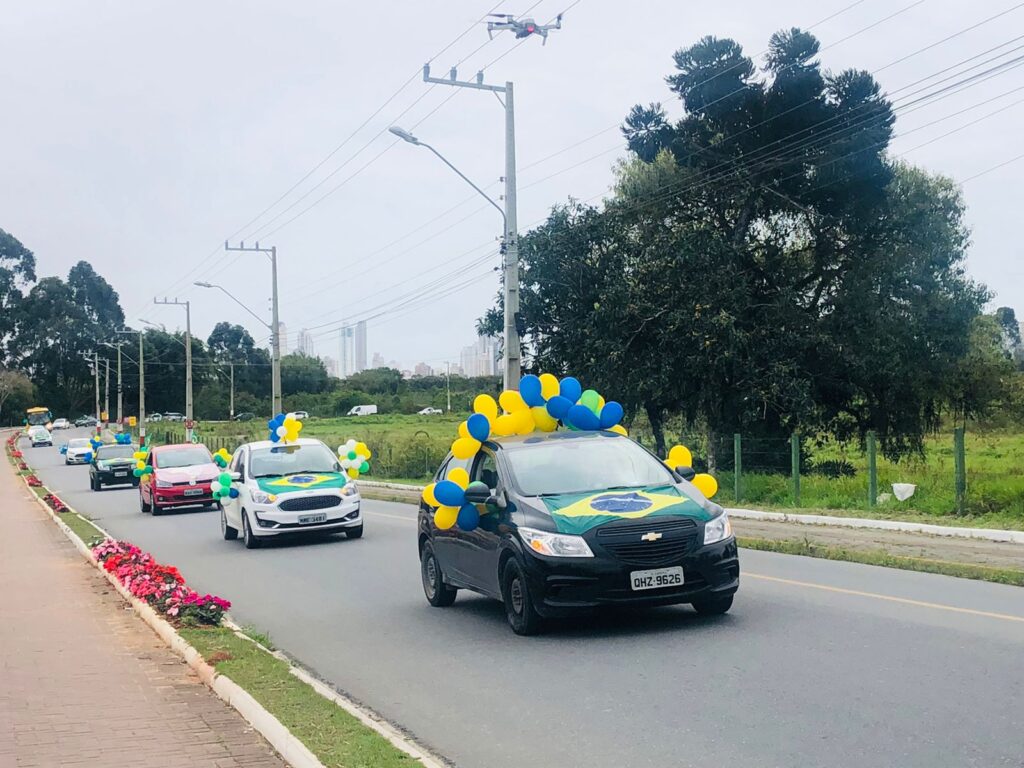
388,126,420,145
194,281,213,288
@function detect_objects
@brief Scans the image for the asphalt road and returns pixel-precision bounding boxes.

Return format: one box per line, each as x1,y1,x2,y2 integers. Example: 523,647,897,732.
23,430,1024,768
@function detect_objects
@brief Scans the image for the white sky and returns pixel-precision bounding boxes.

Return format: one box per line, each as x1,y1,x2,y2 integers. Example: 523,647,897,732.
3,0,1022,369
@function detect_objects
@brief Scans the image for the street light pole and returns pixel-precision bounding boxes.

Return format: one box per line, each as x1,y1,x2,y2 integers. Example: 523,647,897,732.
104,358,110,425
229,362,235,420
93,351,101,428
116,343,123,430
154,298,193,441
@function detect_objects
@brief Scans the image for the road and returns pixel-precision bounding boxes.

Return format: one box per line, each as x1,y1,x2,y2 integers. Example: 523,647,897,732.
22,430,1024,768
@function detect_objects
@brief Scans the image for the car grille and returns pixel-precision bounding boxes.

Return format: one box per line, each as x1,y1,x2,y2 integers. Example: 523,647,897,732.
596,517,700,567
278,495,341,512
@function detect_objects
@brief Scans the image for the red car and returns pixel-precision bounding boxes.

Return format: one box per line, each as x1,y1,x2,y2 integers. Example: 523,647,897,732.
139,443,221,515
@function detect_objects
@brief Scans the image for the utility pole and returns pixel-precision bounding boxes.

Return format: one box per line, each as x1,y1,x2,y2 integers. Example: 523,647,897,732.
229,362,235,420
422,64,520,389
154,298,193,441
224,241,281,415
104,358,110,425
116,342,123,430
93,351,101,429
139,330,146,443
446,361,452,413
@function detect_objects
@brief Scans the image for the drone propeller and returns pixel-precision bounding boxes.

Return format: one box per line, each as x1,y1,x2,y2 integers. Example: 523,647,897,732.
487,13,514,18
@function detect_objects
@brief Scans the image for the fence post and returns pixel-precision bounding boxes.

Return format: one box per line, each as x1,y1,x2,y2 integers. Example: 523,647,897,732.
954,426,967,516
791,433,801,507
733,433,742,503
866,430,878,507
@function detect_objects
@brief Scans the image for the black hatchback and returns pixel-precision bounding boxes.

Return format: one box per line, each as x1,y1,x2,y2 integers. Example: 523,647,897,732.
418,431,739,634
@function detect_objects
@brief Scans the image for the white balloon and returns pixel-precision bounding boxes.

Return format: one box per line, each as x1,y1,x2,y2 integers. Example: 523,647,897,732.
276,425,287,437
210,481,222,494
286,412,296,421
344,439,357,451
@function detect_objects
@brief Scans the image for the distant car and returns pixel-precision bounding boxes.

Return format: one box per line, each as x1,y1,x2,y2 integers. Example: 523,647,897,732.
52,418,70,430
139,443,220,515
292,410,310,420
220,438,362,549
163,413,185,422
65,438,94,465
417,407,443,416
89,443,139,491
233,412,256,422
28,426,53,447
74,415,98,427
347,405,378,417
148,413,164,422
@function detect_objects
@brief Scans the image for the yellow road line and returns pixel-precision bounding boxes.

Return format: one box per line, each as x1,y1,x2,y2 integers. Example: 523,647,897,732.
746,572,1024,624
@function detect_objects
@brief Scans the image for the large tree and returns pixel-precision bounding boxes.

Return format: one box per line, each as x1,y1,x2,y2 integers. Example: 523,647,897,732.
0,228,37,361
207,322,272,400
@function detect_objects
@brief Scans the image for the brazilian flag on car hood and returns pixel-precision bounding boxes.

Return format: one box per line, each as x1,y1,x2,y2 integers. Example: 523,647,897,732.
255,472,348,494
541,485,712,535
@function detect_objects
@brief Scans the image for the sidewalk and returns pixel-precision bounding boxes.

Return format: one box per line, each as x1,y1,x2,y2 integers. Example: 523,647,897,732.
0,465,286,768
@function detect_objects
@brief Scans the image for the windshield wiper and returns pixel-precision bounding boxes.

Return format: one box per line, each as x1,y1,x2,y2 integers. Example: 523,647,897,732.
254,472,284,479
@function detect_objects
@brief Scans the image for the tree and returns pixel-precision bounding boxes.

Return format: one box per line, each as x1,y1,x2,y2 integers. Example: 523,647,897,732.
943,315,1017,426
0,368,33,425
280,352,329,398
207,322,272,400
0,228,37,361
994,306,1023,369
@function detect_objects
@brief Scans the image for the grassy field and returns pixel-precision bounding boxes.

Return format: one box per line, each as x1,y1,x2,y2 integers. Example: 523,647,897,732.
142,416,1024,527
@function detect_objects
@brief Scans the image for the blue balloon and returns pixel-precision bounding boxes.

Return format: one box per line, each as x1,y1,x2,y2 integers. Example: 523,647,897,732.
519,374,544,407
228,487,240,498
269,432,280,443
567,404,601,431
83,452,93,463
546,395,573,420
559,376,582,403
60,445,68,454
457,503,480,532
267,419,276,429
599,401,624,429
434,480,465,507
467,413,490,442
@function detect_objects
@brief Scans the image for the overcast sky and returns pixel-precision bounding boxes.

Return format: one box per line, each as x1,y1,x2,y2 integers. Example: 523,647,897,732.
4,0,1022,370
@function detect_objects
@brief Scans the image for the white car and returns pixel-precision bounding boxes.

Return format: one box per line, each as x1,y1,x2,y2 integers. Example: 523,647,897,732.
52,418,71,430
220,438,363,549
65,438,94,465
417,407,443,415
292,410,310,420
28,426,53,447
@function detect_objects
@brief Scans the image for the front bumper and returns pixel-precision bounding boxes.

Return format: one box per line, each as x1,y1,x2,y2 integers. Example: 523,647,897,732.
520,537,739,617
66,453,90,464
248,495,362,536
94,466,137,484
31,440,52,447
153,485,215,507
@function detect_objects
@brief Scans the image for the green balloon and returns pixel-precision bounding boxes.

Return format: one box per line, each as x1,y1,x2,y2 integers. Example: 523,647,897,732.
580,389,600,413
348,450,358,460
359,461,370,473
219,472,232,485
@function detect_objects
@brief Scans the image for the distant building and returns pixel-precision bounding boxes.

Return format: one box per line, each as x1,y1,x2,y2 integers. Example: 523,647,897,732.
338,321,368,378
322,356,339,378
297,328,315,357
371,352,386,369
413,362,433,377
355,321,367,372
460,335,499,377
276,322,289,355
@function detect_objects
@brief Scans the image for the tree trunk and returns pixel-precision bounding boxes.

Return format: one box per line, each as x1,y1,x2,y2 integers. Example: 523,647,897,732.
706,424,717,474
645,402,666,458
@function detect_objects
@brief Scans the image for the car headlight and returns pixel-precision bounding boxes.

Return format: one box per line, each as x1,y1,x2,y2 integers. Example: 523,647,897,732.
340,484,357,497
155,478,173,488
252,490,275,504
519,527,594,558
703,513,733,545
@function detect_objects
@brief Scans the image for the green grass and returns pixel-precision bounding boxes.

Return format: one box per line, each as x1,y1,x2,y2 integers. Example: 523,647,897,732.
180,627,419,768
737,536,1024,587
59,510,106,544
239,624,276,651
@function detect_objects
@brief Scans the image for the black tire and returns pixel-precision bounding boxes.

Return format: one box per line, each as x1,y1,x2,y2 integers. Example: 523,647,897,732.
242,512,260,549
140,491,151,513
221,508,238,541
420,541,457,607
692,595,734,616
501,558,543,636
151,501,162,517
91,476,101,492
345,524,364,539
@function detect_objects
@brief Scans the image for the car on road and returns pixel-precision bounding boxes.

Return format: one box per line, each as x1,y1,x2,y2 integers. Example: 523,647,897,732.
417,407,443,415
64,438,94,464
292,410,310,420
139,443,220,515
163,412,185,422
347,404,378,416
417,431,739,635
52,418,70,430
74,415,98,427
89,443,139,491
28,426,53,447
147,413,163,422
232,412,256,422
220,438,362,549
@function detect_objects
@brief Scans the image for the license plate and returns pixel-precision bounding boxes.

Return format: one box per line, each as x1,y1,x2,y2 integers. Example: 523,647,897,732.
298,513,327,524
183,488,203,497
114,471,128,477
630,566,684,591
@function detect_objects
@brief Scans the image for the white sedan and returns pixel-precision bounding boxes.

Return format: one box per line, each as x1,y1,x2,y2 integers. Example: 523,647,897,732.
220,438,363,549
28,426,53,447
65,438,94,464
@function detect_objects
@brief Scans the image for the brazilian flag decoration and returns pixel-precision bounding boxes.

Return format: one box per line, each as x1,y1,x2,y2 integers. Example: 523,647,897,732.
256,473,348,494
541,485,712,535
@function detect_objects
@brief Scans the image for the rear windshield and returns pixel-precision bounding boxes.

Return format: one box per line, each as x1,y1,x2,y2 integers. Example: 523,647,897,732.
503,435,674,496
249,443,339,478
97,445,135,460
156,446,212,468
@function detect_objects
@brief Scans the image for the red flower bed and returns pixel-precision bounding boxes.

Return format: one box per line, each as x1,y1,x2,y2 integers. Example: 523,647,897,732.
91,539,230,626
12,450,23,458
18,461,29,471
43,493,67,512
25,475,42,487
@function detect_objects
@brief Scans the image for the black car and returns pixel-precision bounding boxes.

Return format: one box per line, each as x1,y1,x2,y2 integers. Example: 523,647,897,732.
90,443,139,491
75,415,98,427
233,412,256,422
418,431,739,635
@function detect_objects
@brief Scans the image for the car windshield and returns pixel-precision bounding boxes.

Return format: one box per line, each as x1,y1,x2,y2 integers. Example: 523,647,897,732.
502,435,675,496
97,445,135,460
68,439,91,449
249,443,339,478
156,446,213,468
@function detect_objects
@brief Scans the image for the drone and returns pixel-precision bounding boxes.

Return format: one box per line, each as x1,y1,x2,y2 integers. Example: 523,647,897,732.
486,13,562,45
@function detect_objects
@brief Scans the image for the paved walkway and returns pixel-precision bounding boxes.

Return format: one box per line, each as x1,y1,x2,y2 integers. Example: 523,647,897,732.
0,462,286,768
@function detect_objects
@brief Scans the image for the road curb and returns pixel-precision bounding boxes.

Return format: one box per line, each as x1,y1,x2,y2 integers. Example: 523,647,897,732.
356,480,1024,545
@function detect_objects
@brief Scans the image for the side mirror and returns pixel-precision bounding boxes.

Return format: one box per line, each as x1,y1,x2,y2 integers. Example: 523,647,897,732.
675,466,696,482
464,481,491,505
229,471,242,482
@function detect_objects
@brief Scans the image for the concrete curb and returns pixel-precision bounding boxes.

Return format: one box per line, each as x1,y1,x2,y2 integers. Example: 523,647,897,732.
356,479,1024,545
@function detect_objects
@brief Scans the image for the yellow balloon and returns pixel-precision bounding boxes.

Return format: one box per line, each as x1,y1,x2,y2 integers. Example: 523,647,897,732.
458,421,470,439
448,467,470,489
348,467,361,479
135,460,145,470
473,394,499,420
355,442,368,455
609,424,628,436
133,451,147,461
531,405,558,432
422,483,439,506
452,436,481,459
513,408,535,435
692,473,718,498
539,373,559,400
434,505,459,530
295,421,304,432
492,413,517,437
362,447,373,460
499,389,528,413
667,445,693,468
596,394,606,412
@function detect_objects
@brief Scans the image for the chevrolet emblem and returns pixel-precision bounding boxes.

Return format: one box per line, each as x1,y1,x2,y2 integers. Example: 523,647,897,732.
640,532,662,542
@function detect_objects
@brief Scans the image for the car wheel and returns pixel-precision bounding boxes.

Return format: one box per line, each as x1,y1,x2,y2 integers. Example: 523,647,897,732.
140,492,151,513
221,508,238,540
151,501,163,517
242,512,260,549
420,541,457,607
501,558,543,636
346,524,364,539
691,595,734,616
